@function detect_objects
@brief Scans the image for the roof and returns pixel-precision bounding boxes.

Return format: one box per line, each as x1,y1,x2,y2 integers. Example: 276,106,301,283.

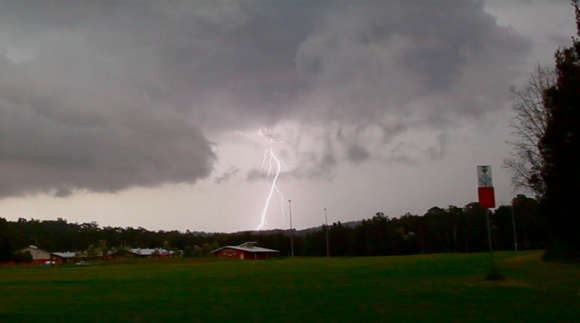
20,246,74,258
52,252,76,258
129,248,171,256
211,242,279,254
22,245,50,253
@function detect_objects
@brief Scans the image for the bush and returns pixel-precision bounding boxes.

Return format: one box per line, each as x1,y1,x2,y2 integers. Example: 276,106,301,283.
182,246,194,257
13,251,33,264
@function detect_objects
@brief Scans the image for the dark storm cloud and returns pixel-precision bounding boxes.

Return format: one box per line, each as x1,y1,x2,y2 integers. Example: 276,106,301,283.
54,188,73,198
0,0,531,197
296,1,529,121
291,0,530,165
0,49,215,197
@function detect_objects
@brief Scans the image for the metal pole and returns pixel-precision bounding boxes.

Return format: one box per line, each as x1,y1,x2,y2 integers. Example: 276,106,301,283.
289,199,294,258
486,209,493,260
510,203,518,252
324,208,330,258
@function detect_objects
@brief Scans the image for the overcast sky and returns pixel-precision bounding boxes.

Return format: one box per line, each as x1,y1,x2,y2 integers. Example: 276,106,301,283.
0,0,576,232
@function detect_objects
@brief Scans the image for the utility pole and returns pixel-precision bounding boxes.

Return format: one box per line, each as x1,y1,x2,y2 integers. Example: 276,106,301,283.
289,199,294,258
324,208,330,258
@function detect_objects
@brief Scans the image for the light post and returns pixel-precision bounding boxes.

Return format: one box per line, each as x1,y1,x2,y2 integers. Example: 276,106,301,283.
511,201,518,251
324,208,330,258
288,199,294,258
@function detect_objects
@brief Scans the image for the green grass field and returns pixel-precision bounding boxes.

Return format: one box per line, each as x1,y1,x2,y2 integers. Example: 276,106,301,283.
1,251,578,322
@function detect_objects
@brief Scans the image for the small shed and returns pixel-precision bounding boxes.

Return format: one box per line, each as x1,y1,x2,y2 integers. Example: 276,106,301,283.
212,242,279,260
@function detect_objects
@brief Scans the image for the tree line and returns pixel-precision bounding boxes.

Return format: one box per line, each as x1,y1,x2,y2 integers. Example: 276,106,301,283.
0,195,544,261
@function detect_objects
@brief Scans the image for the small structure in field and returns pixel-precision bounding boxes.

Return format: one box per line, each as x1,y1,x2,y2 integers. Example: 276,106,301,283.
212,242,279,260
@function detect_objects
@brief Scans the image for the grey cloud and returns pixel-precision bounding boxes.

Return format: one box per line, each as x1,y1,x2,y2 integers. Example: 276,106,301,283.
214,167,239,184
293,0,530,162
346,144,371,164
0,52,215,197
288,132,337,179
546,33,574,47
246,169,266,182
381,133,448,164
245,135,337,181
54,188,73,198
296,1,530,121
380,124,408,143
0,0,533,197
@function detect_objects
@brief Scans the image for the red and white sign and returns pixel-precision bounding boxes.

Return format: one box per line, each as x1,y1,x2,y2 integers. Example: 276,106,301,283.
477,166,495,209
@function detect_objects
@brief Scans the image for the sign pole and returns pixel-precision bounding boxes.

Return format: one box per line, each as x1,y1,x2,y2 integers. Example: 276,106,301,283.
486,209,493,260
477,165,496,263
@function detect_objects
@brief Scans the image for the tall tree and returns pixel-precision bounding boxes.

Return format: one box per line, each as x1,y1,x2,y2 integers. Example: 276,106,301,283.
504,65,557,197
512,195,544,250
0,218,14,262
540,0,580,262
446,206,464,253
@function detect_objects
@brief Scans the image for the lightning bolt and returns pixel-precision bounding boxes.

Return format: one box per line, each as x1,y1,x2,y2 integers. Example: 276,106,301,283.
257,128,286,230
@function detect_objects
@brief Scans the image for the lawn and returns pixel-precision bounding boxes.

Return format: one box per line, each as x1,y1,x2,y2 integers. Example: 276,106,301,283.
0,251,578,322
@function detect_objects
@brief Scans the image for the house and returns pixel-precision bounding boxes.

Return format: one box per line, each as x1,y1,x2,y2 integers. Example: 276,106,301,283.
212,242,279,260
18,245,64,264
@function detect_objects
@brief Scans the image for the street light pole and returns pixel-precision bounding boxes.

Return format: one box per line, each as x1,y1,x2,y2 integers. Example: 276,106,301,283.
324,208,330,258
289,199,294,258
511,202,518,252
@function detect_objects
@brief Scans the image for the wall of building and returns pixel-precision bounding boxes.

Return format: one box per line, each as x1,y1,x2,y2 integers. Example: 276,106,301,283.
217,249,244,259
22,247,52,260
216,249,278,260
252,252,278,260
